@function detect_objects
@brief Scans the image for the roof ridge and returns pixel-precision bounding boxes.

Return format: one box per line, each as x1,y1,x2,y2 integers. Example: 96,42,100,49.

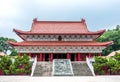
32,18,86,23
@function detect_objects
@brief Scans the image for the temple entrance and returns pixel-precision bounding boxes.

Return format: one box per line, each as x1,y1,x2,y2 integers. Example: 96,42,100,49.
53,53,67,59
70,53,75,61
80,53,87,61
43,53,49,61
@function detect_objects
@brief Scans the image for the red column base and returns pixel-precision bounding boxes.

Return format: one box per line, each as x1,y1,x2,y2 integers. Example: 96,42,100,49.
78,53,81,61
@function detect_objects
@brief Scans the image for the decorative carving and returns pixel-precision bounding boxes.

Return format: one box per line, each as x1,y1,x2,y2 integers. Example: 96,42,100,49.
22,34,99,41
15,46,106,53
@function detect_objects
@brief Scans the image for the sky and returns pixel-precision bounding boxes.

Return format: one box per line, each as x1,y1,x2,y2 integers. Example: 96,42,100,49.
0,0,120,41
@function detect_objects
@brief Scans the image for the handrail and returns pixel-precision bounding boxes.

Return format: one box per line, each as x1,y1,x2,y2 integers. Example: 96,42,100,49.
86,57,95,76
31,56,37,76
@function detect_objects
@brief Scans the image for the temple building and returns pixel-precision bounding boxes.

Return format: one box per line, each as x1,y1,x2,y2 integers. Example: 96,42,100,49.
8,18,113,61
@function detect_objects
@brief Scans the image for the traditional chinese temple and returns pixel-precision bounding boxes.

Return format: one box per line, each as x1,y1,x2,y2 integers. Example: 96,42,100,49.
8,18,113,61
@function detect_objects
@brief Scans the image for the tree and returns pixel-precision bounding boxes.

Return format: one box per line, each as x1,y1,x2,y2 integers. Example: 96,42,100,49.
116,25,120,31
97,25,120,56
9,49,18,56
0,37,16,54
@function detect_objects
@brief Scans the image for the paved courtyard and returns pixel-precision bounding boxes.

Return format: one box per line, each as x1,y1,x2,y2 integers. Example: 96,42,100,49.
0,76,120,82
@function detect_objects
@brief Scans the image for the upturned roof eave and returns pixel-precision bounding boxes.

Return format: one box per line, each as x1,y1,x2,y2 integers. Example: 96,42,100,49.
13,28,105,35
8,41,113,47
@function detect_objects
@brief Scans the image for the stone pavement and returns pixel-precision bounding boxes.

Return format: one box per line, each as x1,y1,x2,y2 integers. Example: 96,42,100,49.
0,76,120,82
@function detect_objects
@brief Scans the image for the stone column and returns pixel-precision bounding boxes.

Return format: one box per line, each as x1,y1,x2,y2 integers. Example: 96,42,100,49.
77,53,81,61
67,53,70,59
50,53,53,62
40,53,43,61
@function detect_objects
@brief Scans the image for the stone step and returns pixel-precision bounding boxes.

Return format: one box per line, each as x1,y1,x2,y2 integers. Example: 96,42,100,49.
72,62,93,76
33,62,52,76
33,61,93,76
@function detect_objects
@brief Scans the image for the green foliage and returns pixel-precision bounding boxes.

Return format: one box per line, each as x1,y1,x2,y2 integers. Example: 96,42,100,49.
0,55,32,75
4,70,10,75
94,56,108,64
93,52,120,75
97,25,120,56
9,49,18,56
0,48,2,52
113,52,120,62
0,37,17,54
0,56,12,70
106,58,116,68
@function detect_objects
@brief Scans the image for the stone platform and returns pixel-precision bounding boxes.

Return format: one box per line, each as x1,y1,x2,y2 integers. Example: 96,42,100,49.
0,76,120,82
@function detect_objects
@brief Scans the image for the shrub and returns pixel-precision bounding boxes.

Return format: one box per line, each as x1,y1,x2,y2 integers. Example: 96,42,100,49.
4,70,10,75
0,55,32,75
94,54,120,75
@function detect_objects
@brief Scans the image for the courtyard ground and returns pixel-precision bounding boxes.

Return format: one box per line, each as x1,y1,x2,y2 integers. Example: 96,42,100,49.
0,76,120,82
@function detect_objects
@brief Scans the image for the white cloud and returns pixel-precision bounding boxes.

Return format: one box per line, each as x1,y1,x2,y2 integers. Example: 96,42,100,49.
0,0,22,18
0,0,120,41
35,0,119,10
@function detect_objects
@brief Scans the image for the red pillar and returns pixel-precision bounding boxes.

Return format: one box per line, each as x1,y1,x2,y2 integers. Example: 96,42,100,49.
88,53,91,58
40,53,43,61
67,53,70,59
18,53,21,57
78,53,81,61
74,54,77,61
50,53,53,62
29,53,31,57
99,53,102,56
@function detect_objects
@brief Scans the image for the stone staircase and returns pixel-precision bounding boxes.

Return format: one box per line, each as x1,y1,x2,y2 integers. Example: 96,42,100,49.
72,61,93,76
33,62,52,76
33,61,93,76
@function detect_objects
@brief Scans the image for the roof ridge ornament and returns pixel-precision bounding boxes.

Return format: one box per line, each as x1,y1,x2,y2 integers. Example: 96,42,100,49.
81,18,85,23
33,18,38,23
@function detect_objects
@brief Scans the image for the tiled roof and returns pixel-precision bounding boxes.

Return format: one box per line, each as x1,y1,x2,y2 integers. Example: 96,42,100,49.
107,50,120,57
8,41,113,46
30,21,88,34
13,19,105,35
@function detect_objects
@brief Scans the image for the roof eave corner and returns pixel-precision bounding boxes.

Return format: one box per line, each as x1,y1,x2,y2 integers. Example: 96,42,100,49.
96,29,106,35
106,41,114,46
13,28,19,34
100,29,106,34
7,41,14,47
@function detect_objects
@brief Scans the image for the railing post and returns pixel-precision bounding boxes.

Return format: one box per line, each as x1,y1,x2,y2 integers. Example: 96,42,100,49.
31,56,37,77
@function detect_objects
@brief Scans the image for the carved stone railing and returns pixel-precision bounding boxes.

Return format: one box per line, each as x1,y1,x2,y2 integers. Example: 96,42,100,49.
31,56,37,76
86,57,95,76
